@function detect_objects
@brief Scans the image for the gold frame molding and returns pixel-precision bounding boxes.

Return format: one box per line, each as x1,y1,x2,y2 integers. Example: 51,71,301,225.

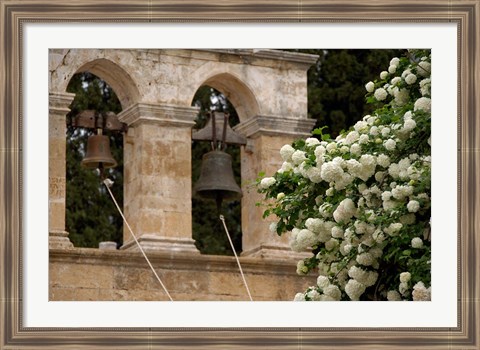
1,0,479,349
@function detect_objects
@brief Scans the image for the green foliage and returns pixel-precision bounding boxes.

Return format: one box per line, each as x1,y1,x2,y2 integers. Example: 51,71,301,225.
257,50,432,301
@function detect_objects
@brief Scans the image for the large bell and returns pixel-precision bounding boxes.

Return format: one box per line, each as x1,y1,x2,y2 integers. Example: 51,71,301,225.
81,134,117,169
194,150,242,208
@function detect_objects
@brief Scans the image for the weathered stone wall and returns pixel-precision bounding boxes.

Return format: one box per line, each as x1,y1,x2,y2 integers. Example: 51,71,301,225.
48,49,318,300
49,248,315,301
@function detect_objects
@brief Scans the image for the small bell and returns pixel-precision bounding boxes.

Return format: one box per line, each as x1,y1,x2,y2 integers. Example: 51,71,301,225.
194,150,242,210
81,134,117,169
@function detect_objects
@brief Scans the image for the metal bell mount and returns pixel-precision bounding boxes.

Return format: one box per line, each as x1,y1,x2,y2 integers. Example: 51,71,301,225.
192,112,246,211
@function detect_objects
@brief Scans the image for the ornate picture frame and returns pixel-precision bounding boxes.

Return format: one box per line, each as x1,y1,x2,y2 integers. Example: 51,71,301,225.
1,1,479,348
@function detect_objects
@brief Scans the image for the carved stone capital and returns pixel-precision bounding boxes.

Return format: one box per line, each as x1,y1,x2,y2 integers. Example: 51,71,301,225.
118,103,199,128
234,115,316,139
49,92,75,115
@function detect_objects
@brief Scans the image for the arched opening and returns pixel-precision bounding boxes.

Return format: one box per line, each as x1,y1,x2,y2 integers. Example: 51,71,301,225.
65,72,124,248
191,86,242,255
189,72,260,123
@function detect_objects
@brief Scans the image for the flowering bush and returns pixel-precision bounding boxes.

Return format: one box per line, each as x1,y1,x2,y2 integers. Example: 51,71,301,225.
257,50,431,301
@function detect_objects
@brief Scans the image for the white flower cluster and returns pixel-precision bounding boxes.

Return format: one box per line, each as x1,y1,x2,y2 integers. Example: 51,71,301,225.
259,50,431,301
412,281,431,301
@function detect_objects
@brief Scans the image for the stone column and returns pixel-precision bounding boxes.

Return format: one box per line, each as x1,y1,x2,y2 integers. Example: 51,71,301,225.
234,116,316,258
49,92,75,249
118,103,200,253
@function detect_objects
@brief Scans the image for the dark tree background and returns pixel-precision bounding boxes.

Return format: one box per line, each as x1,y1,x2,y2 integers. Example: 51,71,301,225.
65,49,407,252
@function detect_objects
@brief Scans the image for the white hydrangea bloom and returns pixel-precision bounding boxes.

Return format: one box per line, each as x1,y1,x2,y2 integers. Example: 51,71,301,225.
390,57,400,66
325,238,339,251
380,71,389,79
417,61,431,77
399,282,410,296
331,226,344,239
387,290,402,301
259,177,276,189
372,230,385,243
345,279,367,301
280,144,295,161
414,97,431,113
405,73,417,85
321,161,344,183
305,218,323,234
323,284,342,300
412,281,431,301
365,115,376,125
317,275,330,289
348,265,378,287
333,198,356,223
407,200,420,213
381,190,392,202
345,131,360,145
419,78,431,96
356,252,375,266
369,125,379,136
392,185,413,200
394,88,409,106
384,139,396,151
326,142,337,152
374,88,388,101
314,145,326,160
306,289,322,301
350,143,362,156
325,187,335,196
354,120,368,133
365,81,375,92
377,154,391,168
388,65,397,74
305,137,321,147
401,69,412,78
399,272,411,283
278,161,293,174
384,222,403,236
411,237,424,248
296,260,308,275
306,166,323,183
400,213,416,225
388,163,400,179
334,173,353,191
294,292,306,301
391,76,401,85
359,134,370,145
381,127,391,138
291,150,307,165
276,192,285,200
296,229,317,250
403,118,416,132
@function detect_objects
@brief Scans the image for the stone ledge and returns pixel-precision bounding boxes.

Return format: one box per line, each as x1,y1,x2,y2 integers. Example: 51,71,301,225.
234,115,316,138
49,246,305,276
118,103,199,127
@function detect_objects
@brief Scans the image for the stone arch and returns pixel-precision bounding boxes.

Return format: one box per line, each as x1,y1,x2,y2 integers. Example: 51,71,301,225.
73,58,140,110
191,72,260,122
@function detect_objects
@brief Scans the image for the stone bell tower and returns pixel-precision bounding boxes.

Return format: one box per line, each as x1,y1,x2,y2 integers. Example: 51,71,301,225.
49,48,317,257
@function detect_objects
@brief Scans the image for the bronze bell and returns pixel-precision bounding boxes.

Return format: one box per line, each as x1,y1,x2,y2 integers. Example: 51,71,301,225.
81,134,117,169
194,150,242,208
